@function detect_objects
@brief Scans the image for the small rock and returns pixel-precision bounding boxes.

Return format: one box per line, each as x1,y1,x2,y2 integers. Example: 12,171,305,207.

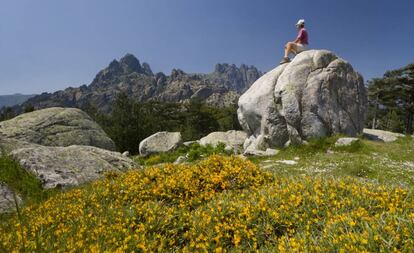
284,140,291,148
262,164,274,169
122,151,130,157
277,160,298,165
183,141,198,147
294,156,300,161
261,160,273,163
335,137,359,147
404,162,414,168
224,145,233,152
0,184,22,214
264,148,279,156
244,148,279,157
199,130,247,154
363,128,405,143
174,156,187,164
139,132,182,156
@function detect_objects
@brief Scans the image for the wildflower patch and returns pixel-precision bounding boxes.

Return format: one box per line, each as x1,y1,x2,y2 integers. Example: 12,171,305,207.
1,155,414,252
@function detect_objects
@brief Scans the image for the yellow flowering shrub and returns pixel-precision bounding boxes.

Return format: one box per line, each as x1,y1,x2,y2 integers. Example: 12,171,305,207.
1,155,414,252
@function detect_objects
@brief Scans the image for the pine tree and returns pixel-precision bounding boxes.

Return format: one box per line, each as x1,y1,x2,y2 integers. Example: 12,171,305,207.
367,63,414,134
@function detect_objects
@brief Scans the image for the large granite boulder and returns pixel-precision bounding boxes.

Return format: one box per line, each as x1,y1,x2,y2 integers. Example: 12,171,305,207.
0,184,22,213
238,50,367,151
139,132,182,156
0,136,40,155
199,130,247,153
10,145,135,189
0,107,116,151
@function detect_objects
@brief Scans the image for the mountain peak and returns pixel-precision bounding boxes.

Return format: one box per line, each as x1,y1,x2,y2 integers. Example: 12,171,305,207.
142,62,154,76
119,53,142,73
108,59,121,71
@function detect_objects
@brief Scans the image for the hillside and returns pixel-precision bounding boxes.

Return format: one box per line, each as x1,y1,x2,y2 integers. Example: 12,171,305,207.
19,54,261,113
1,135,413,252
0,94,35,108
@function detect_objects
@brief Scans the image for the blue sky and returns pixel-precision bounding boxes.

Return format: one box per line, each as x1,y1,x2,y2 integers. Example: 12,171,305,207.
0,0,413,95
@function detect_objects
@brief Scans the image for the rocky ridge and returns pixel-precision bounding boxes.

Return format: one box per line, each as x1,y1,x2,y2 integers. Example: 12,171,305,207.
19,54,262,113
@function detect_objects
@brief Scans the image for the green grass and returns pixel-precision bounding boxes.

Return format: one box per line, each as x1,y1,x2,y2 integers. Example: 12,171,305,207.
252,135,414,187
0,155,57,208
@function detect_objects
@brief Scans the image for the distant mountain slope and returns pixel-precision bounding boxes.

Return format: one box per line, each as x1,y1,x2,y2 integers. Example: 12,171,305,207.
0,94,36,108
20,54,262,113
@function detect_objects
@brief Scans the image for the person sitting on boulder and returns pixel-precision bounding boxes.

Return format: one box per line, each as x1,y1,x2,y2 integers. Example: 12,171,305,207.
280,19,309,64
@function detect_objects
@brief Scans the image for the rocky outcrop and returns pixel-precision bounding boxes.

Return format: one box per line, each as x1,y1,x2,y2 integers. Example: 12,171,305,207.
11,145,135,189
0,107,116,151
363,128,405,142
18,54,262,113
199,130,247,153
0,184,22,213
238,50,367,151
139,132,182,156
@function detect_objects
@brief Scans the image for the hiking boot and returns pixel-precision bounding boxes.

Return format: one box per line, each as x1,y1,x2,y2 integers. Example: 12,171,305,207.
279,57,291,65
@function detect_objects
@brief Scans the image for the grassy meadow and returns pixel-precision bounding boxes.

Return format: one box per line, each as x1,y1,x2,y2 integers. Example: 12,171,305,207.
0,135,413,252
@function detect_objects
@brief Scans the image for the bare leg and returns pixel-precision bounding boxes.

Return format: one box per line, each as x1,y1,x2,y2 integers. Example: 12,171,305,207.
284,42,297,58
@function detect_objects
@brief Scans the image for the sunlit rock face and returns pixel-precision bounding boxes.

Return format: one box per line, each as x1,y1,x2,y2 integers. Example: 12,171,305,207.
238,50,367,151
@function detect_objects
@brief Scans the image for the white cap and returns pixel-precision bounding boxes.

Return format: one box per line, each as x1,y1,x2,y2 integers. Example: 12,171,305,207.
296,19,305,27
